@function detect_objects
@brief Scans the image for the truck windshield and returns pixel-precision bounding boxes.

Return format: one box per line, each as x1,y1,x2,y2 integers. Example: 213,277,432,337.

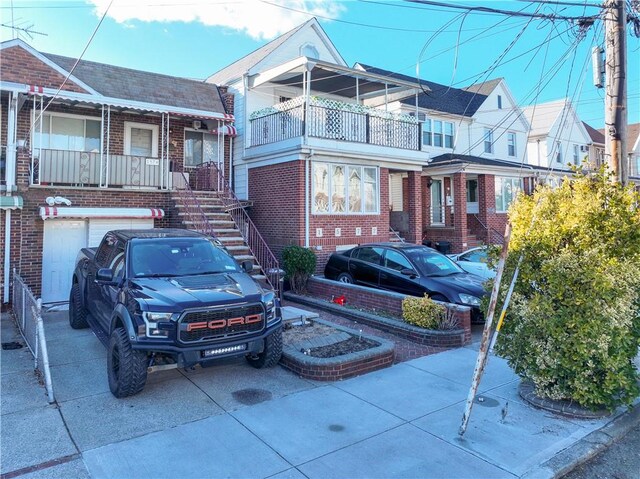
130,238,240,278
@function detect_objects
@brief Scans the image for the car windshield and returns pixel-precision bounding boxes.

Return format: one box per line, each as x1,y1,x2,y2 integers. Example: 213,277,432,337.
130,238,240,278
406,248,465,277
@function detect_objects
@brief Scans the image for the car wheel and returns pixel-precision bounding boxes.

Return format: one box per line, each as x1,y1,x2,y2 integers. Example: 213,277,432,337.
246,327,282,369
337,273,354,284
107,327,148,398
69,283,89,329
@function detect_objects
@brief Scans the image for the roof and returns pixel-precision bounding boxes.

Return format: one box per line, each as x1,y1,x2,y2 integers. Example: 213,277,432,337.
583,121,605,144
356,64,495,117
430,153,572,173
627,123,640,152
461,78,503,97
42,53,226,114
206,20,310,85
521,99,567,137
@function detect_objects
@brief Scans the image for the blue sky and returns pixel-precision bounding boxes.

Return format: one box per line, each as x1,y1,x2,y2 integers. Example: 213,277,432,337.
2,0,639,127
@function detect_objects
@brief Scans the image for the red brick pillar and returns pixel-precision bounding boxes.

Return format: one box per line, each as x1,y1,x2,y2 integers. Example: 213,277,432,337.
478,174,496,243
453,172,467,252
406,171,423,243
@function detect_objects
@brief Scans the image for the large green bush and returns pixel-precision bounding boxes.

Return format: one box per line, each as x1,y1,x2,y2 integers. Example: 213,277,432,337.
402,295,459,330
282,245,317,294
494,169,640,411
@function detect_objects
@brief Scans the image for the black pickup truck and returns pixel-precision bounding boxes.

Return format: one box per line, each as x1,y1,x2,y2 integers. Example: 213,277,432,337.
70,229,282,398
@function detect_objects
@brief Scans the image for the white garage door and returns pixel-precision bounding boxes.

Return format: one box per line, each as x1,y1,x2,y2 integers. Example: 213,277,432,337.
41,218,154,303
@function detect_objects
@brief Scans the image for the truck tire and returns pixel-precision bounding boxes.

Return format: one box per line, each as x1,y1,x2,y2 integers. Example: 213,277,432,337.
246,327,283,369
69,283,89,329
107,327,148,398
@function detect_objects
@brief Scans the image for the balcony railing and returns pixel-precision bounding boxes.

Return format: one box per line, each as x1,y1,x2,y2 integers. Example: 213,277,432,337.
32,149,168,188
250,96,421,151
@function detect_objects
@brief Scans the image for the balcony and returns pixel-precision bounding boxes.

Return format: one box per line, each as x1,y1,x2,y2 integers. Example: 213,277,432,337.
249,97,422,151
32,149,169,189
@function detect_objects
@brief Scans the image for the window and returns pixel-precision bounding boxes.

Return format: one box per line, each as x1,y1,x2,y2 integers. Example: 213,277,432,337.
495,177,522,212
444,122,454,148
466,179,478,202
422,118,432,146
313,162,379,214
33,113,100,153
124,122,158,157
384,249,413,272
184,130,219,167
484,128,493,154
507,132,517,157
573,144,580,164
555,141,563,163
433,120,443,147
497,95,503,109
355,247,383,265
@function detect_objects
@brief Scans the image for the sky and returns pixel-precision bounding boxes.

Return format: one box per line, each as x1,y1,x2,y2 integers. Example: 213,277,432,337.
1,0,639,127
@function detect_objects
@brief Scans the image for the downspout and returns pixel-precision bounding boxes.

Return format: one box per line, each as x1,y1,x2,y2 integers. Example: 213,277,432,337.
4,92,17,304
305,150,314,248
536,139,541,166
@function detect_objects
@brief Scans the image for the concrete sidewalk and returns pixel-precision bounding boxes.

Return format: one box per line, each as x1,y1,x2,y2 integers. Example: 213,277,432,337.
1,310,637,479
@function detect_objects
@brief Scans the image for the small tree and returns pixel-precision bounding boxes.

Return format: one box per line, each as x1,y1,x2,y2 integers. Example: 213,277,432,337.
282,245,317,294
495,169,640,411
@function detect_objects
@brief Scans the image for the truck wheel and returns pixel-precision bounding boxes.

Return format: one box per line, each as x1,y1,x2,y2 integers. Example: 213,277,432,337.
246,327,283,369
107,327,148,398
69,283,89,329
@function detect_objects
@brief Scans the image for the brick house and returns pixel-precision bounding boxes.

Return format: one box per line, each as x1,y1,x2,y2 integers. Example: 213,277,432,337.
0,39,237,304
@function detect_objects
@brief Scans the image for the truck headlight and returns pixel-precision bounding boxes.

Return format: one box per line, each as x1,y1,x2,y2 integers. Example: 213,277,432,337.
143,312,174,338
263,295,279,325
459,294,481,307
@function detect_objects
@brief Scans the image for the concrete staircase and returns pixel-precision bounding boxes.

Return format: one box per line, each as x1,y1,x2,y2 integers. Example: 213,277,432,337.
170,190,266,282
466,231,483,249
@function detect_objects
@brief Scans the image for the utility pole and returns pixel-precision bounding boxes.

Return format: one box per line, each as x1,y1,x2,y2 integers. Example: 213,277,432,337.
604,0,628,185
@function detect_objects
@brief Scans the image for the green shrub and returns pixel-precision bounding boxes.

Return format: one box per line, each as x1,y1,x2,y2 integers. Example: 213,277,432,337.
402,295,458,330
282,245,317,294
494,168,640,411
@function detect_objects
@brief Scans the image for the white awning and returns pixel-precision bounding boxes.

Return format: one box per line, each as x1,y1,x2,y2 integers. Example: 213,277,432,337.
40,207,164,220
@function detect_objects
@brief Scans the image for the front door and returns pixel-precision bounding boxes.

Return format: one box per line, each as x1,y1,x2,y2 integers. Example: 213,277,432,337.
466,179,479,214
430,179,444,225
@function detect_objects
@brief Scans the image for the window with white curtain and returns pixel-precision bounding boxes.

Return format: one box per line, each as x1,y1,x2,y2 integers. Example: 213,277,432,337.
184,130,219,167
33,113,100,152
495,177,522,212
313,162,379,214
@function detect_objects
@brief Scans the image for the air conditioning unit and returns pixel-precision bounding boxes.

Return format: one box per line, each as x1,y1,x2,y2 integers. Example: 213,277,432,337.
580,145,589,152
192,120,202,130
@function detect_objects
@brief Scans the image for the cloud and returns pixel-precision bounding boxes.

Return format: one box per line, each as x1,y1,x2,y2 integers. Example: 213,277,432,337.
89,0,344,40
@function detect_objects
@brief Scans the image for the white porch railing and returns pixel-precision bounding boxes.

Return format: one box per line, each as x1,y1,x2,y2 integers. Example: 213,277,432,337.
32,149,169,188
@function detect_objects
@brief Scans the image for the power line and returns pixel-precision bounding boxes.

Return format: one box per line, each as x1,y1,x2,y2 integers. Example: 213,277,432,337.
516,0,604,8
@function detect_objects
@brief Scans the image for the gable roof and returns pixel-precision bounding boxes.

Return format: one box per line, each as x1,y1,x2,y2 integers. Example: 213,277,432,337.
42,52,225,113
206,18,345,86
583,121,605,144
522,99,567,137
355,64,493,117
461,78,503,97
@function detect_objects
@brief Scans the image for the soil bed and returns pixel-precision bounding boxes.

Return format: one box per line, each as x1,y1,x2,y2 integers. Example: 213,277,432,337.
308,337,379,358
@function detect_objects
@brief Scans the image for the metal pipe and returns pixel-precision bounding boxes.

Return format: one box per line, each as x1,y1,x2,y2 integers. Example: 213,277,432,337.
3,210,11,304
35,299,55,403
105,105,111,187
166,114,170,191
160,113,165,190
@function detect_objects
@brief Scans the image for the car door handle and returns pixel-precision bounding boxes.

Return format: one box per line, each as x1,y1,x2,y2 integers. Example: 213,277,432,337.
380,273,388,279
349,264,357,270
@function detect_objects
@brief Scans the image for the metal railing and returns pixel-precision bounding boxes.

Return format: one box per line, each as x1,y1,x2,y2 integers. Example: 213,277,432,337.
31,149,168,188
389,226,405,243
173,170,219,241
472,214,505,245
250,103,421,151
11,270,54,403
188,162,281,295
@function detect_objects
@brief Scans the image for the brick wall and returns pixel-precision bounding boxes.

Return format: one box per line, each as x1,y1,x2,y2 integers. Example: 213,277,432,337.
248,161,391,272
306,276,471,343
0,46,87,93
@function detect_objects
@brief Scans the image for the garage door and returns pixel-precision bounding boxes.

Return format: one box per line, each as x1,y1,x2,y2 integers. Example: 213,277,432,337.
41,218,153,303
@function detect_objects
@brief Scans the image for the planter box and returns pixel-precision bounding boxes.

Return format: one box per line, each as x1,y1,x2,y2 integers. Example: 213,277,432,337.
280,317,395,381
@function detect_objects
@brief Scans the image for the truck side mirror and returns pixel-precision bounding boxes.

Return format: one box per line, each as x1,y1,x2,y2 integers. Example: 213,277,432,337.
96,268,114,283
241,260,254,273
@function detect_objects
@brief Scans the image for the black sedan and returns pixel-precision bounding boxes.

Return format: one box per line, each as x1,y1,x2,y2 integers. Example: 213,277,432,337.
324,243,486,321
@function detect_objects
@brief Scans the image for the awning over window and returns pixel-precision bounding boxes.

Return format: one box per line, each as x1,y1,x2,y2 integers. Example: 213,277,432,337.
39,207,164,220
0,196,23,210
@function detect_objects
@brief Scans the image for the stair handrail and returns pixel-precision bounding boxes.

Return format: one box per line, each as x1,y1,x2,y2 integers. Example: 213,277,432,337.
173,170,219,241
195,161,281,295
472,214,505,245
389,226,405,243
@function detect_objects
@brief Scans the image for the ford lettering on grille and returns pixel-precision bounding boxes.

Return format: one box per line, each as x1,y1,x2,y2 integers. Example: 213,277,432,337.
179,304,265,343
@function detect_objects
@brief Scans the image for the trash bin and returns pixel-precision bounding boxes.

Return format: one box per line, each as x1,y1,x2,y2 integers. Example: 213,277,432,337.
422,239,436,249
436,241,451,255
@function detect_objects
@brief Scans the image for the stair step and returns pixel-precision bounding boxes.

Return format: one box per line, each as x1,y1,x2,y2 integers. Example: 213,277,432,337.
251,274,267,281
225,245,250,252
232,254,255,261
218,237,245,243
212,229,240,234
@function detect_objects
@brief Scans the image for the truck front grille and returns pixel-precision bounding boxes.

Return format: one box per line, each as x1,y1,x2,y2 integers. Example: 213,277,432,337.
179,304,265,343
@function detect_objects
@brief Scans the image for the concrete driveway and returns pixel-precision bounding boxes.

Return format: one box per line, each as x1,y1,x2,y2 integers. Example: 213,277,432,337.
1,309,637,479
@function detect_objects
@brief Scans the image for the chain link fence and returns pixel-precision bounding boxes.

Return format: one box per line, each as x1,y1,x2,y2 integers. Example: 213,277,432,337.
11,269,54,403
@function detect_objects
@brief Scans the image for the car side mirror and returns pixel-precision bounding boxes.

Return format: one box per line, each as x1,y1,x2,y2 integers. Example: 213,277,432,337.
400,268,417,278
96,268,115,283
241,260,254,273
